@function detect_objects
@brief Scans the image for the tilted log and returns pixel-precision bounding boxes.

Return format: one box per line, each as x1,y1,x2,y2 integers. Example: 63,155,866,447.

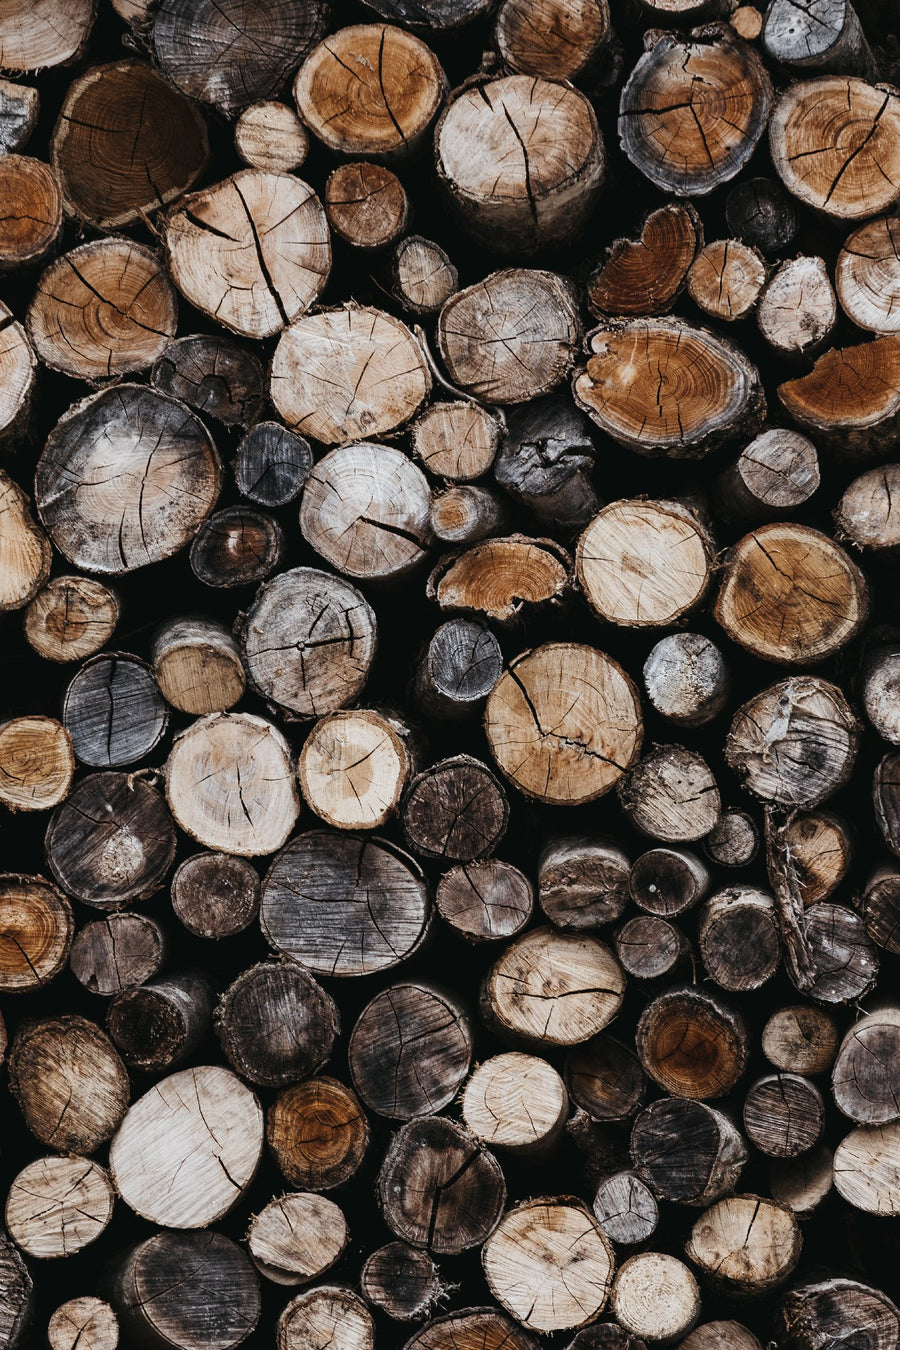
108,971,213,1073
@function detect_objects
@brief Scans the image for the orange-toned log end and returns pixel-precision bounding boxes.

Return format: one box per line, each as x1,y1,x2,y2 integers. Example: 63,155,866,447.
636,986,749,1100
778,334,900,455
0,873,73,994
587,202,702,318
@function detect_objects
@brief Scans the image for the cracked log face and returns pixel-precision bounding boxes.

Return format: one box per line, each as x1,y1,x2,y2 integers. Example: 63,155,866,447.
574,317,764,458
361,1242,443,1323
299,708,411,831
618,745,721,843
24,575,119,664
714,523,867,664
0,302,35,442
612,1252,699,1342
757,256,837,359
349,983,472,1119
462,1052,568,1156
428,535,571,624
294,24,446,158
636,986,748,1099
0,873,72,994
325,162,408,251
278,1286,374,1350
588,203,701,318
778,333,900,453
484,642,642,805
163,170,330,341
4,1157,114,1260
190,506,283,589
0,155,60,271
8,1015,129,1153
688,239,766,322
836,216,900,333
247,1192,348,1287
436,858,533,942
235,100,309,174
619,28,772,196
686,1194,801,1292
51,61,208,229
401,755,508,862
435,75,604,253
216,961,338,1089
152,336,265,428
0,0,95,71
35,385,221,576
770,77,900,221
267,1076,369,1191
495,0,611,81
0,715,73,813
0,469,50,613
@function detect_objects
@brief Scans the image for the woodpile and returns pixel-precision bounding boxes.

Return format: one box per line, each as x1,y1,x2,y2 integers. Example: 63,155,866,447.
4,0,900,1346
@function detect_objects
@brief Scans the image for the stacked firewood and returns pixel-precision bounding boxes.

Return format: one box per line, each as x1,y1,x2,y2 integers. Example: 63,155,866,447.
2,0,900,1346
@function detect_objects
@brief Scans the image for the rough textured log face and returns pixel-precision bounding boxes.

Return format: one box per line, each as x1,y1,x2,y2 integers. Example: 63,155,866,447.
10,1015,129,1152
567,1034,646,1122
688,1195,801,1292
36,385,220,575
0,155,60,270
0,874,72,993
152,336,265,428
0,715,72,812
70,911,165,995
52,61,208,228
64,653,167,768
619,29,772,195
637,988,748,1098
770,78,900,220
588,204,700,317
496,0,610,80
778,335,900,453
428,536,570,624
0,470,50,613
0,0,94,69
0,304,34,441
217,960,338,1088
402,756,508,861
406,1308,540,1350
5,1156,114,1260
574,318,764,458
618,745,721,843
325,163,408,250
350,983,472,1118
837,217,900,332
278,1286,374,1350
777,1281,900,1350
25,576,118,663
436,859,532,942
164,172,330,340
631,1097,747,1203
688,239,766,321
485,643,642,805
235,101,309,174
485,926,625,1043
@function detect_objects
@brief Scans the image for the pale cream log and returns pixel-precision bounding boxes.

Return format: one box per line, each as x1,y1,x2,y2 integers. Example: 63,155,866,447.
163,170,330,340
9,1014,129,1152
277,1287,374,1350
152,617,245,716
0,303,35,444
462,1053,568,1156
577,500,713,628
833,1120,900,1215
271,306,430,444
757,257,837,358
0,0,95,69
247,1193,348,1286
618,745,721,843
682,1325,763,1350
482,926,625,1045
836,466,900,550
763,0,874,75
762,1005,838,1075
235,101,309,173
688,239,767,322
0,716,73,812
482,1198,614,1333
48,1298,119,1350
411,400,502,482
25,576,119,663
836,218,900,333
686,1195,801,1292
109,1064,263,1228
0,470,50,613
298,709,411,830
165,712,299,857
5,1157,114,1259
427,536,571,625
612,1253,700,1343
592,1172,659,1246
484,643,642,806
832,1006,900,1124
784,811,851,905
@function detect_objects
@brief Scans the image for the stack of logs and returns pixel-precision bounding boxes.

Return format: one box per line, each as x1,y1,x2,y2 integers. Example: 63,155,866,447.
2,0,900,1346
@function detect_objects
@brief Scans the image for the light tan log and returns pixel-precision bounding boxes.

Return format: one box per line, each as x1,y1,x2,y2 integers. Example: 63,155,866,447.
757,257,836,358
495,0,613,81
483,926,624,1045
436,858,533,943
482,1198,614,1333
832,1006,900,1124
688,239,766,321
325,162,408,250
271,305,430,443
5,1157,114,1260
682,1324,762,1350
783,811,851,905
428,535,570,624
763,0,874,74
298,709,411,830
389,236,458,315
0,303,34,447
0,470,50,613
247,1193,348,1286
612,1253,700,1343
762,1005,838,1075
0,873,73,994
0,154,61,269
109,1064,263,1228
438,269,580,404
0,716,73,812
686,1194,801,1292
430,486,505,545
152,617,245,715
0,0,95,70
836,466,900,550
165,712,299,857
48,1298,119,1350
618,745,721,843
0,79,38,154
588,203,701,318
484,642,642,805
462,1053,568,1156
235,101,309,173
836,217,900,333
411,400,502,481
294,24,445,157
277,1287,374,1350
833,1120,900,1215
25,576,119,663
9,1014,129,1152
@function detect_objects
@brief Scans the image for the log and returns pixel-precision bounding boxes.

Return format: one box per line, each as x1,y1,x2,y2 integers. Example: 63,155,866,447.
267,1076,369,1191
363,0,494,27
462,1052,568,1156
592,1172,658,1246
427,535,571,624
361,1244,445,1322
0,715,73,813
235,101,309,174
687,239,767,322
685,1194,801,1292
836,218,900,333
619,28,772,195
405,1309,540,1350
539,836,631,930
378,1115,506,1253
52,61,208,228
0,873,73,994
36,385,221,576
0,0,94,70
612,1253,700,1343
190,506,283,589
413,618,502,721
163,171,330,341
435,75,604,254
271,305,430,443
401,754,508,861
9,1014,129,1152
761,1005,838,1075
577,499,713,628
411,400,501,482
431,485,506,545
493,393,598,531
108,971,213,1073
482,926,625,1045
24,575,119,663
170,852,259,941
216,960,339,1088
152,0,327,117
234,422,312,508
151,335,265,427
0,1236,32,1350
681,1324,762,1350
617,745,721,844
70,911,166,996
777,1281,900,1350
4,1156,114,1259
27,238,177,382
47,1299,119,1350
832,1006,900,1123
801,901,878,1004
325,162,409,250
260,830,430,976
495,0,613,82
763,0,875,77
63,653,168,768
714,429,820,524
779,334,900,456
768,1145,833,1216
0,155,61,270
295,24,446,157
861,865,900,954
699,886,780,991
109,1064,263,1228
588,203,700,319
299,708,411,831
704,810,760,869
152,617,245,716
112,1231,261,1350
0,79,37,154
631,1098,746,1206
438,270,581,404
726,677,859,808
389,236,458,315
481,1198,614,1333
783,811,851,905
769,78,900,221
757,257,837,358
742,1073,825,1157
642,635,729,728
862,638,900,745
300,443,431,581
836,466,900,550
247,1192,348,1286
277,1288,373,1350
436,858,533,942
0,303,34,447
725,176,798,256
573,317,765,459
0,470,50,612
349,983,472,1118
629,848,709,917
484,642,642,805
239,566,377,720
636,986,749,1099
615,914,690,982
832,1120,900,1215
566,1034,646,1123
48,785,172,920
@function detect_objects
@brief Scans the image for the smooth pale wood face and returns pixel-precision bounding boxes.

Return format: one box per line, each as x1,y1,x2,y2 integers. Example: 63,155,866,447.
0,302,34,434
770,78,900,220
590,204,699,317
462,1053,567,1149
110,1065,263,1228
497,0,610,79
613,1253,698,1340
488,927,625,1044
433,537,570,623
687,1195,800,1288
248,1193,348,1284
482,1200,613,1332
235,101,309,173
0,875,71,992
0,0,93,69
779,335,900,431
295,25,444,156
0,469,49,612
837,218,900,333
578,501,710,626
834,1121,900,1215
485,642,641,805
393,236,457,314
299,710,409,830
5,1157,114,1259
758,257,836,356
